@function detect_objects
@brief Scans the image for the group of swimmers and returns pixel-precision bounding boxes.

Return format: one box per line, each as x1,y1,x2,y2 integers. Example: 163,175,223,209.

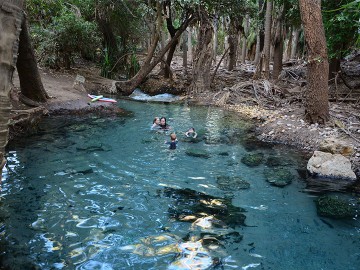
151,117,197,150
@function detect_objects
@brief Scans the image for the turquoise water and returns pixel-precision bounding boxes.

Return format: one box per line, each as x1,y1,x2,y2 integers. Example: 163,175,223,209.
1,100,359,270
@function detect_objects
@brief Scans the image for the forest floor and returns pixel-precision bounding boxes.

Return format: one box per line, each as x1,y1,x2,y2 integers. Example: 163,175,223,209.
10,55,360,177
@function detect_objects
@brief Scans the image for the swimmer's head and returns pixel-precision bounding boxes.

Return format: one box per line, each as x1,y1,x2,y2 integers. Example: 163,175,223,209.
160,117,167,126
170,133,177,140
153,117,160,124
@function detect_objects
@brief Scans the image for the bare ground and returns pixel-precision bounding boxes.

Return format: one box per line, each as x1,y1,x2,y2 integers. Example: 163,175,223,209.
9,58,360,176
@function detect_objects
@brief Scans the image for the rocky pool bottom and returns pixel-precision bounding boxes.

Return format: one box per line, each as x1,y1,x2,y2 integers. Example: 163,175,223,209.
0,100,359,269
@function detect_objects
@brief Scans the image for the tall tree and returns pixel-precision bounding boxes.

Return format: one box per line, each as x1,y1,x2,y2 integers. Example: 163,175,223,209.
189,6,213,94
263,0,273,79
16,15,49,103
163,0,179,79
272,4,285,80
299,0,329,124
0,0,24,180
116,12,196,95
227,16,242,71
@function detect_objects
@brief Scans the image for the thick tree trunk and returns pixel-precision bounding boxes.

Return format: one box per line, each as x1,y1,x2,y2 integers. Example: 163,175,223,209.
254,0,265,73
299,0,329,124
228,35,237,71
0,0,24,181
116,15,196,95
228,18,241,71
263,0,273,79
189,8,213,94
241,15,249,63
272,7,284,80
17,15,49,102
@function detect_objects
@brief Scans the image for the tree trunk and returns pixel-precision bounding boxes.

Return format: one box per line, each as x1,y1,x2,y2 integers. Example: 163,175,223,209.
254,33,261,64
213,15,218,65
290,27,300,59
263,0,273,79
0,0,24,181
182,30,188,73
272,7,284,80
254,0,265,71
187,27,193,63
116,14,196,95
284,26,292,62
241,14,249,63
227,18,241,71
16,15,49,102
163,1,179,79
299,0,329,124
189,8,213,94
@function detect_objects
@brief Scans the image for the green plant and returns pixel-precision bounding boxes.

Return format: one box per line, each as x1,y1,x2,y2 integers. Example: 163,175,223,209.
30,6,101,69
100,47,112,78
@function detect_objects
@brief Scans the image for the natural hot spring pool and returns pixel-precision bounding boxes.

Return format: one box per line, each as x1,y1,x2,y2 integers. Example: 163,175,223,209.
1,100,359,269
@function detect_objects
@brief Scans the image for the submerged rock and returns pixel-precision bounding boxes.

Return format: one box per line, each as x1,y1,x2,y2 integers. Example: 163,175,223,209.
264,168,293,187
241,153,264,167
76,143,112,152
316,195,358,219
185,148,211,159
161,187,247,228
216,176,250,191
265,156,284,167
307,151,356,180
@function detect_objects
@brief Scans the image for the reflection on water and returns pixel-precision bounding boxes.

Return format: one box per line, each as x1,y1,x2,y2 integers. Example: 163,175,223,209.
0,100,359,270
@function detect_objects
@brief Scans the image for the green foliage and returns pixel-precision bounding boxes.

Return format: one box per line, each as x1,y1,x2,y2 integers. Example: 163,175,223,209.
26,0,64,25
31,7,100,68
323,0,360,59
127,53,140,78
100,47,112,78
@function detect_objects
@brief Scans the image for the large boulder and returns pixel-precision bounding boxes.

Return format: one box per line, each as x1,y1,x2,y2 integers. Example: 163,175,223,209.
307,151,356,180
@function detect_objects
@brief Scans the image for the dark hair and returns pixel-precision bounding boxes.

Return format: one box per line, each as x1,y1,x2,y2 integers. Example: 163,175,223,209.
153,117,159,124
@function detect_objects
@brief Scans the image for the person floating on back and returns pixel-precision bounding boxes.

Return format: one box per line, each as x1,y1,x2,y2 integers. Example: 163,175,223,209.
185,127,197,138
165,133,178,150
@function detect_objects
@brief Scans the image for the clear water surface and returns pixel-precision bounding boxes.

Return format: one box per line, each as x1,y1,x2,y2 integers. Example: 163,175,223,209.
1,100,359,270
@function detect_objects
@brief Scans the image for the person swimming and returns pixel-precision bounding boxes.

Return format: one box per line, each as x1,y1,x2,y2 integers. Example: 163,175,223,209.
185,127,197,138
165,133,178,149
151,117,161,130
159,117,171,130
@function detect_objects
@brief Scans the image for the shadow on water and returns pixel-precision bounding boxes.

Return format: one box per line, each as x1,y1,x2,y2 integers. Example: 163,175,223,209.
0,177,45,269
